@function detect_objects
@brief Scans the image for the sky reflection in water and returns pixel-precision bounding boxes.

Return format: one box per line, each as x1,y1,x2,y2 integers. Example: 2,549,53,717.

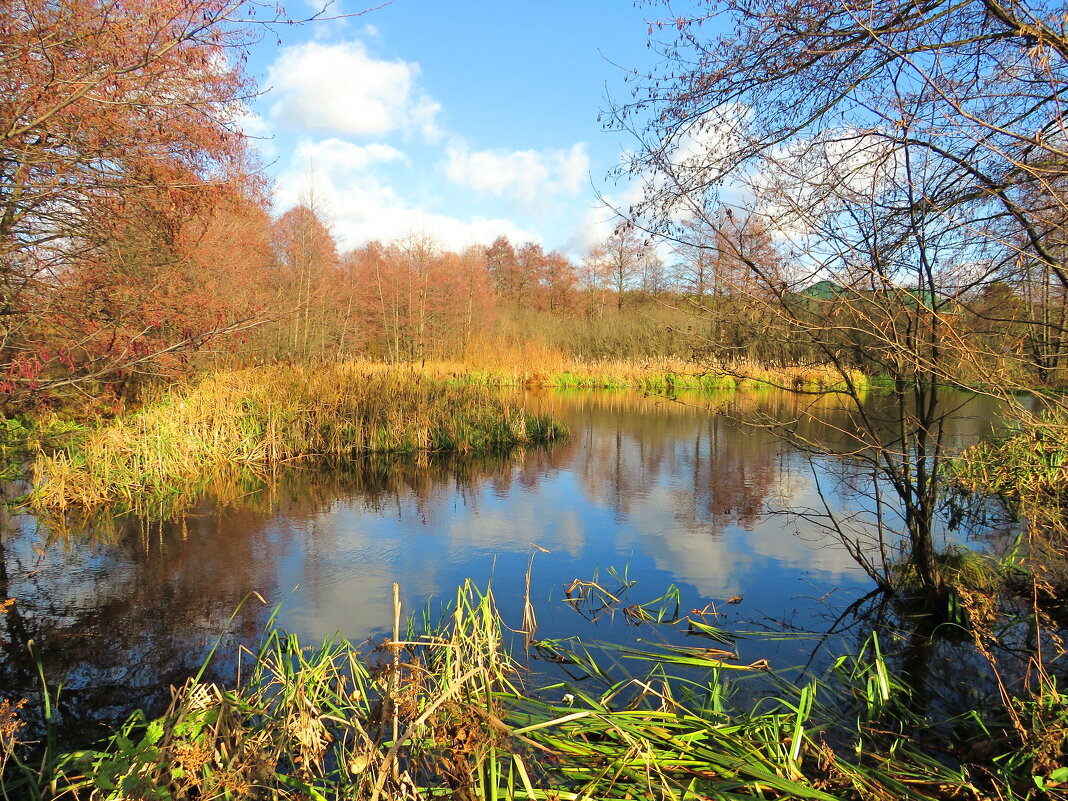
0,388,1011,739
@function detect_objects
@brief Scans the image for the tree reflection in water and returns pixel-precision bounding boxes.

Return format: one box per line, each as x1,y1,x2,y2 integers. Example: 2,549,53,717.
0,388,1016,748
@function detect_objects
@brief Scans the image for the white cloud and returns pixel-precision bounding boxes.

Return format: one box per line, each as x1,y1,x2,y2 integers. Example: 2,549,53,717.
564,167,650,255
654,107,899,244
749,128,898,243
444,143,589,206
267,41,441,139
668,104,751,173
566,202,620,255
236,109,272,139
274,142,539,252
382,210,538,252
292,138,408,173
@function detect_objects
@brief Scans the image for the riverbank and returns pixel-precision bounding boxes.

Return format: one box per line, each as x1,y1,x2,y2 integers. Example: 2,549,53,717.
19,357,869,516
393,355,869,393
952,412,1068,592
1,580,1060,800
27,362,566,516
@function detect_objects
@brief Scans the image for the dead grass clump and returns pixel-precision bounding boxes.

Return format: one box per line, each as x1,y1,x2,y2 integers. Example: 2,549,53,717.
0,698,26,776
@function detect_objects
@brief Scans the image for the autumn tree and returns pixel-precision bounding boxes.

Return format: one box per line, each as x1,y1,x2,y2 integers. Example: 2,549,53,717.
512,243,548,309
396,232,441,358
578,249,611,317
349,234,494,361
349,241,402,361
542,251,579,313
440,246,497,352
271,204,340,360
485,236,521,306
0,0,314,402
486,236,567,311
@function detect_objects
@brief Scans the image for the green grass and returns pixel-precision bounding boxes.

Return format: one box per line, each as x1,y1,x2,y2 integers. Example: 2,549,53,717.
950,413,1068,594
3,579,1062,800
952,416,1068,508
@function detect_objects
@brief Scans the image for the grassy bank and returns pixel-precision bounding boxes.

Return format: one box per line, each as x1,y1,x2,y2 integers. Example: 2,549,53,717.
1,581,1061,800
376,352,870,394
20,353,867,517
951,414,1068,591
29,363,565,515
952,416,1068,511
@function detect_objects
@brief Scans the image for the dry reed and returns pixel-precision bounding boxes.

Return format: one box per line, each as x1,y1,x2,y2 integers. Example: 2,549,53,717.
30,362,565,514
383,344,869,394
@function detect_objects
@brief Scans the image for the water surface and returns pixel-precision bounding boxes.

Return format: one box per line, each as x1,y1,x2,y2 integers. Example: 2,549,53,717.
0,388,1012,740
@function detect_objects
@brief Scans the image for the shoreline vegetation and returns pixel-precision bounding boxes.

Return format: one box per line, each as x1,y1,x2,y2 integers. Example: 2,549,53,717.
395,355,869,393
1,581,1060,801
21,358,866,516
26,362,564,516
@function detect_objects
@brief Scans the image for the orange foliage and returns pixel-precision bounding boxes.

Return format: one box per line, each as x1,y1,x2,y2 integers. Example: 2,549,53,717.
485,236,579,313
0,0,268,402
345,236,496,361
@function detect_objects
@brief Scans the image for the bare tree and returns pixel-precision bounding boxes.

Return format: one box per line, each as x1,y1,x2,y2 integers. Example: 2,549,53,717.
670,217,717,299
586,226,648,310
612,0,1068,596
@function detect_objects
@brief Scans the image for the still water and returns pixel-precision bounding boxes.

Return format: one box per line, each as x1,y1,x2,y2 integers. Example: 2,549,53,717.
0,388,1010,740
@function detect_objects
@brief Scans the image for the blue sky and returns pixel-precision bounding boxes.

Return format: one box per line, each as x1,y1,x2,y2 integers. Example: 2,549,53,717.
242,1,668,257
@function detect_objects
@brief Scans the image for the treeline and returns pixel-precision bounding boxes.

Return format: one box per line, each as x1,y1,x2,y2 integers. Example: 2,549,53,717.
238,210,770,365
251,203,1068,393
9,182,1068,408
5,0,1068,412
187,206,794,368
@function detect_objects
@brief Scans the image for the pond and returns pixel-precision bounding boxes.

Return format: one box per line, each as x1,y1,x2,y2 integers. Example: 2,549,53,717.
0,387,1015,745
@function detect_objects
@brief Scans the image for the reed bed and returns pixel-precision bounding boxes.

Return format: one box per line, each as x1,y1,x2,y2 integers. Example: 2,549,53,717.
29,363,565,514
2,581,1052,801
953,416,1068,508
383,355,869,394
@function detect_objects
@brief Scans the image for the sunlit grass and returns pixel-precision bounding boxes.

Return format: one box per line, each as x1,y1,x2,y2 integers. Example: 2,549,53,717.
951,412,1068,592
3,580,1056,800
387,344,869,394
29,362,566,515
